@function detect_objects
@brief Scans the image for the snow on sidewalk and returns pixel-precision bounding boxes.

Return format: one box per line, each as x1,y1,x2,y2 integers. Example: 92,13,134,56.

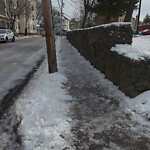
16,37,74,150
15,36,150,149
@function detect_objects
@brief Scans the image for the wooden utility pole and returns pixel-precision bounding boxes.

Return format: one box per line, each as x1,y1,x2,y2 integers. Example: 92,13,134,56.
136,0,142,34
42,0,57,73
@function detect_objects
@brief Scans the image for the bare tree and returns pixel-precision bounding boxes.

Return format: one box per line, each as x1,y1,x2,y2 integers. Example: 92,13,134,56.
36,0,43,24
72,0,96,28
124,0,139,22
24,0,34,35
2,0,33,32
82,0,96,28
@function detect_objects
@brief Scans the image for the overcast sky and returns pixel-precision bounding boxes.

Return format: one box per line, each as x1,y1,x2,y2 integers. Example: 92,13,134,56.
51,0,75,19
133,0,150,21
52,0,150,21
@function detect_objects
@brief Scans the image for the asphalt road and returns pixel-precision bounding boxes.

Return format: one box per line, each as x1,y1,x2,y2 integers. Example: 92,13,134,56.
0,37,46,103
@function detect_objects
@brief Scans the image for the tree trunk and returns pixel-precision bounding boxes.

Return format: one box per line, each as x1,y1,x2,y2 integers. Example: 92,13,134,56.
25,19,28,36
10,17,16,32
124,0,135,22
105,14,111,23
82,10,88,28
25,27,27,36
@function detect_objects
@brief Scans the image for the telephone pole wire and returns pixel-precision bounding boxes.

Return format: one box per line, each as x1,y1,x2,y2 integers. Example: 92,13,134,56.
42,0,57,73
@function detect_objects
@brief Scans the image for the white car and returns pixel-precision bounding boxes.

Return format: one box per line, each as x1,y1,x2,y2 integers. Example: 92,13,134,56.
0,29,15,42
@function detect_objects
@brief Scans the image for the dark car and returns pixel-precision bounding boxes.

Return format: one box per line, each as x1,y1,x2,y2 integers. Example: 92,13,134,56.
141,29,150,35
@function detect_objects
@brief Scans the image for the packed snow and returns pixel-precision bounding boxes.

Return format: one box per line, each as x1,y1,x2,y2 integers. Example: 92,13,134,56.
111,35,150,61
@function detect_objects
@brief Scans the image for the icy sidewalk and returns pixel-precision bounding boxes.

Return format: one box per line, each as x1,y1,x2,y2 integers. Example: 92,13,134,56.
16,36,150,150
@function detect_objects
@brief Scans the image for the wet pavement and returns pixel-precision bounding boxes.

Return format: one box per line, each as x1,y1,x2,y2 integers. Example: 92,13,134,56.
59,37,150,150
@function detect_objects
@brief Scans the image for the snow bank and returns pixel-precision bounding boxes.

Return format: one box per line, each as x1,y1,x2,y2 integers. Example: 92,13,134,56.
121,90,150,134
68,22,131,31
120,91,150,137
111,36,150,61
16,35,40,40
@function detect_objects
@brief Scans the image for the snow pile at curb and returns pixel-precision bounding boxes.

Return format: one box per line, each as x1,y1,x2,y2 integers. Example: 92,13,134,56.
16,35,40,40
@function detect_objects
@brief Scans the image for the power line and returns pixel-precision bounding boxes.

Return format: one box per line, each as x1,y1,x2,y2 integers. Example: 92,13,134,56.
51,0,74,18
63,13,72,19
56,0,61,10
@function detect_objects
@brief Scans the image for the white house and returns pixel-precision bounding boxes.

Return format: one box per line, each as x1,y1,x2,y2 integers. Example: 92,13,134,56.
0,0,8,29
18,0,37,34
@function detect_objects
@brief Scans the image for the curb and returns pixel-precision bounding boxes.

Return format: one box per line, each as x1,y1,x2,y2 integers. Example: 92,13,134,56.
0,55,45,119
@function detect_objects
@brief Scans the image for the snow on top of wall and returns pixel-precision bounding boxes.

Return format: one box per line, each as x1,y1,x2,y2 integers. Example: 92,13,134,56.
111,36,150,61
68,22,131,32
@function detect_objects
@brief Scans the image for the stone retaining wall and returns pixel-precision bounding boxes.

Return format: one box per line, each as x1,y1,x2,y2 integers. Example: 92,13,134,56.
66,23,150,97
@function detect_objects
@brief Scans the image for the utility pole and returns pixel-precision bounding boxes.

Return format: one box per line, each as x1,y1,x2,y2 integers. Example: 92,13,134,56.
136,0,142,34
60,0,64,37
42,0,57,73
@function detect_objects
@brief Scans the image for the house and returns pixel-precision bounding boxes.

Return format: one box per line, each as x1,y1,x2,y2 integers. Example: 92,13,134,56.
0,0,38,34
62,16,70,31
0,15,8,29
0,0,9,29
53,10,70,35
69,19,80,30
18,0,37,34
95,15,118,25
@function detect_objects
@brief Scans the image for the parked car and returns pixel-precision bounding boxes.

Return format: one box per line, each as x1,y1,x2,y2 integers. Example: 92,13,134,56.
0,29,15,42
132,30,141,37
141,29,150,35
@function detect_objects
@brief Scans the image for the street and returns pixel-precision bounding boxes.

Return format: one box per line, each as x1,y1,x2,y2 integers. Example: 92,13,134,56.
0,37,46,113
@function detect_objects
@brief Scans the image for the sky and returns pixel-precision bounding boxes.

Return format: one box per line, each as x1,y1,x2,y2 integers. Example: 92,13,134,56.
51,0,150,21
51,0,75,19
133,0,150,21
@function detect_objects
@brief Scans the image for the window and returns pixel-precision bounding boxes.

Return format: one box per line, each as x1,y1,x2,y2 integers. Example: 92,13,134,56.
33,25,35,30
32,15,34,21
32,6,34,11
